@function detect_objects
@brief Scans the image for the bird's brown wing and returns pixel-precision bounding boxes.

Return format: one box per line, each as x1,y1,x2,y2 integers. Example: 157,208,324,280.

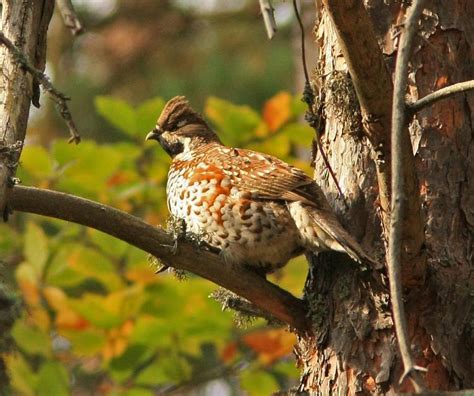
207,146,332,210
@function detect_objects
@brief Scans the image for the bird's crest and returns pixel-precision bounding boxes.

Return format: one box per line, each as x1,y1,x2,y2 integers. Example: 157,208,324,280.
158,96,203,129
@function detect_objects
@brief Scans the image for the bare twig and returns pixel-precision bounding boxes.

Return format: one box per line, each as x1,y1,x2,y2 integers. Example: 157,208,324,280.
8,185,310,333
0,32,81,144
259,0,277,39
56,0,84,35
292,0,309,84
292,0,346,204
408,80,474,113
390,0,428,392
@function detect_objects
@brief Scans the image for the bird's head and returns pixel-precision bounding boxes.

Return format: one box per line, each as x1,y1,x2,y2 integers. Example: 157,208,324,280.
145,96,220,157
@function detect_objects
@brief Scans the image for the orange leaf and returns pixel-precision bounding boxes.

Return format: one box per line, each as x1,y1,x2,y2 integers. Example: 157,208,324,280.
18,279,40,307
243,328,296,365
221,342,237,363
106,171,130,187
56,310,89,330
125,266,160,285
263,92,292,132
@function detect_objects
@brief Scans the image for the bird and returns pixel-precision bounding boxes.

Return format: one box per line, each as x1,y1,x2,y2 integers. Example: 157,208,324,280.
146,96,377,274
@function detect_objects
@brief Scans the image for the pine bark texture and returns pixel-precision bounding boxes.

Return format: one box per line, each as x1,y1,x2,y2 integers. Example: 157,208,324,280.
297,0,473,394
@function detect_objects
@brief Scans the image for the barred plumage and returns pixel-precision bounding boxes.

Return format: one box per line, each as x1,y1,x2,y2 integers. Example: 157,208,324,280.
146,96,376,273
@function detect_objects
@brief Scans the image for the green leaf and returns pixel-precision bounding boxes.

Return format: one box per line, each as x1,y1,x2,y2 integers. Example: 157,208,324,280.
69,294,123,329
23,221,49,277
45,244,88,287
7,354,38,396
108,344,151,382
131,317,173,348
136,97,166,136
280,122,315,146
290,95,308,117
52,140,123,198
240,369,279,396
36,361,69,396
116,388,154,396
61,329,106,356
68,247,123,291
204,96,262,145
19,146,52,180
12,321,51,357
95,96,137,136
0,223,19,252
247,133,290,160
273,359,300,379
135,353,192,385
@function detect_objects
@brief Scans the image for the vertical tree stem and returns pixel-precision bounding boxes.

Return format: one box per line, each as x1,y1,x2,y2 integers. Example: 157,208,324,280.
390,0,427,391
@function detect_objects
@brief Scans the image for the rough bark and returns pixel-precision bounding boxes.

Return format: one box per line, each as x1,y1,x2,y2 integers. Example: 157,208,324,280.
0,0,54,214
297,0,473,394
0,0,55,389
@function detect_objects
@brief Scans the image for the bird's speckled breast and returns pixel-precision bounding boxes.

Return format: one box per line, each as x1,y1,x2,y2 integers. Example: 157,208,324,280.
166,152,301,271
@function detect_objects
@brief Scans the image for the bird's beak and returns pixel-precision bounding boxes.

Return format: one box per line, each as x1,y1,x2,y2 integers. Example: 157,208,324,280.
146,126,162,141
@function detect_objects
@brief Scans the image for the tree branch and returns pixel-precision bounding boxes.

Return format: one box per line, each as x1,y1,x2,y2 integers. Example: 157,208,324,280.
259,0,277,40
56,0,84,36
0,32,81,144
389,0,428,392
408,80,474,113
8,185,310,333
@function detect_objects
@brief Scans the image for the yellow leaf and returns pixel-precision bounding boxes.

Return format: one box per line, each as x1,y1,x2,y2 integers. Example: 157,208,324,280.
30,307,51,332
16,263,40,307
43,286,68,311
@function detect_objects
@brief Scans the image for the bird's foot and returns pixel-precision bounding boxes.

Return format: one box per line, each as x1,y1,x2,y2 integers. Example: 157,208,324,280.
166,215,187,254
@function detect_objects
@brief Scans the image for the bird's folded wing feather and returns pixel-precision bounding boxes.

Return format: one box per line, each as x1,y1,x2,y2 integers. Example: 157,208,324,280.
207,146,332,209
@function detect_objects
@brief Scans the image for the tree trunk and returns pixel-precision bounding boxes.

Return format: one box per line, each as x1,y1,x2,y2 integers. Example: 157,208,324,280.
0,0,54,213
296,0,473,394
0,0,54,389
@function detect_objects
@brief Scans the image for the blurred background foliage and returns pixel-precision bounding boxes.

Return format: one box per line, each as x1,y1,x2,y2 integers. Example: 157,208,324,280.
1,0,317,394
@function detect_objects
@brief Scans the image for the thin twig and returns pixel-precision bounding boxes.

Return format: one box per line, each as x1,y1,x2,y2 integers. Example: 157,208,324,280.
9,185,310,333
292,0,346,204
292,0,309,84
408,80,474,113
56,0,84,35
0,32,81,144
259,0,277,39
390,0,428,392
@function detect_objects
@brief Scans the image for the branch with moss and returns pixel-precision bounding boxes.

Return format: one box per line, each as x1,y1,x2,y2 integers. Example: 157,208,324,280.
8,185,310,333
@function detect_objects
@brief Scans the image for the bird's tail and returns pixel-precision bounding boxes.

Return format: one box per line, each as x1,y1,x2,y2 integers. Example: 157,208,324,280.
291,202,380,269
